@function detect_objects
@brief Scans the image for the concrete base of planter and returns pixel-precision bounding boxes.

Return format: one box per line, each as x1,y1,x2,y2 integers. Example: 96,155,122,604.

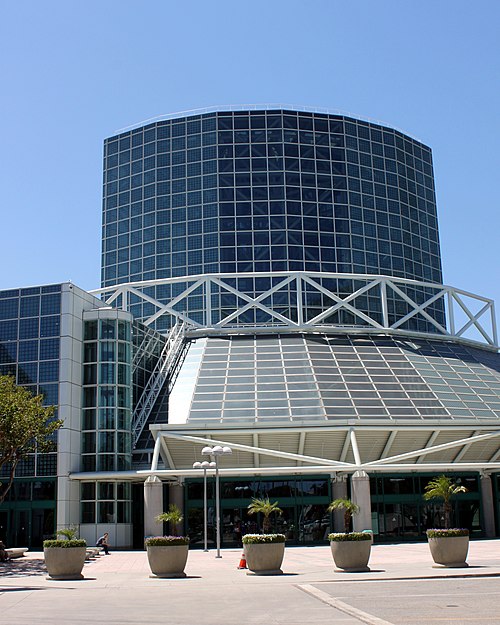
330,540,371,572
428,535,469,568
146,544,189,578
44,546,86,580
244,542,285,575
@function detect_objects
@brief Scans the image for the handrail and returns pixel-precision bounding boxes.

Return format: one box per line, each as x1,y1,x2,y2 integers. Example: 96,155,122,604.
132,321,187,446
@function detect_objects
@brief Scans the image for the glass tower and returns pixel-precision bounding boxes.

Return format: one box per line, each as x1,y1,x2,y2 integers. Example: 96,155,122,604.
101,109,442,324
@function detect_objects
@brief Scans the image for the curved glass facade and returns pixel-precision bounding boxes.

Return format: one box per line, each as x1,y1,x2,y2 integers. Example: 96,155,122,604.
101,109,442,322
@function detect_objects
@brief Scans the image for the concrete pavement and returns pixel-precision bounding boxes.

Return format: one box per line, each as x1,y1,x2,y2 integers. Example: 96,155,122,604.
1,540,500,624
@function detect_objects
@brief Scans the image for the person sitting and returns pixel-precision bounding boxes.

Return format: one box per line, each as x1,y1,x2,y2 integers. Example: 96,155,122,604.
96,532,110,555
0,540,9,562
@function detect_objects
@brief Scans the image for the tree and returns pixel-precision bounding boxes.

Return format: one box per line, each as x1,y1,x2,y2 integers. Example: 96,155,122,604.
327,498,360,533
423,475,468,529
0,375,62,504
247,497,283,533
155,504,184,536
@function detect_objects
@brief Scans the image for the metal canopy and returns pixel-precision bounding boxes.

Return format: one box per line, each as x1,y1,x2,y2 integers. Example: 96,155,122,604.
144,422,500,479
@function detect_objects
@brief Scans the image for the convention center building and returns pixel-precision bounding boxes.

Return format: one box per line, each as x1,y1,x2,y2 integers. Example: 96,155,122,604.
1,107,499,549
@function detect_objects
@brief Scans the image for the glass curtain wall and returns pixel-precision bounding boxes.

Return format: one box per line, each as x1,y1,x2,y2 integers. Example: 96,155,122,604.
185,476,331,548
370,474,482,541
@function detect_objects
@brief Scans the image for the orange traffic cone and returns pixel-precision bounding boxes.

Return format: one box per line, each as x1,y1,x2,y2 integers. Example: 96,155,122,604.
237,552,247,569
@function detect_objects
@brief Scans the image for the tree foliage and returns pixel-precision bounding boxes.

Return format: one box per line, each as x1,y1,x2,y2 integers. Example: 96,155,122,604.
327,498,360,533
247,497,283,533
0,375,62,504
423,475,468,529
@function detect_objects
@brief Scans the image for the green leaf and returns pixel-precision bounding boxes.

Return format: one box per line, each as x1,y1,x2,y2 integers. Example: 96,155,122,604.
0,376,62,504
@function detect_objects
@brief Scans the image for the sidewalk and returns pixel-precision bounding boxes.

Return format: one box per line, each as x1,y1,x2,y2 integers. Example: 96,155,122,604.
1,540,500,625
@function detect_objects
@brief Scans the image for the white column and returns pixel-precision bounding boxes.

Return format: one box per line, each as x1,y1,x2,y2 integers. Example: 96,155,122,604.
169,482,184,515
144,476,163,538
351,470,372,532
331,475,348,532
480,473,495,538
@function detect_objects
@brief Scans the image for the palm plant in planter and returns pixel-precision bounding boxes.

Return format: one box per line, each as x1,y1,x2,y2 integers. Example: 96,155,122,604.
327,498,371,572
145,504,189,578
423,475,469,567
243,498,285,575
247,497,283,533
155,503,184,536
43,526,87,580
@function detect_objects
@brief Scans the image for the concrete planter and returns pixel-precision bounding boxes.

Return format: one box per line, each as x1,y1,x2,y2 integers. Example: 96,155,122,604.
330,540,371,572
146,544,189,578
44,546,87,580
244,542,285,575
428,535,469,568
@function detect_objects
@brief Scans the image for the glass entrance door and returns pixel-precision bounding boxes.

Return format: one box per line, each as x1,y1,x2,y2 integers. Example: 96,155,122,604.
13,509,30,547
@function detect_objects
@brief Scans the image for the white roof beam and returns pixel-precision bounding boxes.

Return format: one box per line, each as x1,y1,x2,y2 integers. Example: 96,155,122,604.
136,461,500,479
253,433,259,467
381,431,398,459
416,430,441,463
340,431,351,462
350,428,362,466
453,430,480,463
160,431,351,468
159,437,176,469
364,431,500,467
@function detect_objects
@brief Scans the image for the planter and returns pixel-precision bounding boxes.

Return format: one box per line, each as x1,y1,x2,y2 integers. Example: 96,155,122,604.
244,542,285,575
44,546,87,580
329,533,371,572
146,544,189,578
427,531,469,568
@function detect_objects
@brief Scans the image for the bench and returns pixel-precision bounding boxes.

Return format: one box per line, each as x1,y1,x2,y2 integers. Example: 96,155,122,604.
85,547,103,560
5,548,28,559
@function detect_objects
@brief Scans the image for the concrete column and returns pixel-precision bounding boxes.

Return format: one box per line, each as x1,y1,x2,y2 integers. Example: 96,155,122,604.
331,475,348,532
144,476,163,538
351,470,372,532
480,473,496,538
168,482,185,535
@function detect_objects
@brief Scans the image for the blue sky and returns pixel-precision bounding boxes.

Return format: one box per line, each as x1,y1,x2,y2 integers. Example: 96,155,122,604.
1,1,499,327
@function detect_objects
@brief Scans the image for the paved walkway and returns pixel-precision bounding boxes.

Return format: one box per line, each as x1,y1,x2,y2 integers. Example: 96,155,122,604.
1,540,500,624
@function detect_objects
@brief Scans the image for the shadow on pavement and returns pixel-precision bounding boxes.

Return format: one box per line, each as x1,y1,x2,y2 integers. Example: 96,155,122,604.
0,586,47,592
0,558,47,577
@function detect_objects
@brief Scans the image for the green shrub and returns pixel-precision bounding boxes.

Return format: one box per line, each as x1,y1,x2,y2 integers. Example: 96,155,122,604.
145,536,189,546
43,539,87,548
426,528,469,538
242,533,286,544
328,532,372,542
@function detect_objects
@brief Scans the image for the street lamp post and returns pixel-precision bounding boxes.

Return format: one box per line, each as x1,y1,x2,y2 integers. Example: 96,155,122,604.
202,445,232,558
192,460,215,552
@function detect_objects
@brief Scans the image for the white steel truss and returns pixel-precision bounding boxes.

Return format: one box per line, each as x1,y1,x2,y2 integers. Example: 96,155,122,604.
137,425,500,479
91,271,498,349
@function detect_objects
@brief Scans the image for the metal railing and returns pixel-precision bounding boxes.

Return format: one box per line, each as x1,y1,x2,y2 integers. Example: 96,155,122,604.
131,321,187,447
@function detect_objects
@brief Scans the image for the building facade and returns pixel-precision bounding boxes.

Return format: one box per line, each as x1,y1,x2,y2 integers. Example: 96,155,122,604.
1,108,499,549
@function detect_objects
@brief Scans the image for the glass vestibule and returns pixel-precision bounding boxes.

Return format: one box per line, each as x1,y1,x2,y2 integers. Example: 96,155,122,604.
371,473,482,541
0,478,56,548
185,476,332,548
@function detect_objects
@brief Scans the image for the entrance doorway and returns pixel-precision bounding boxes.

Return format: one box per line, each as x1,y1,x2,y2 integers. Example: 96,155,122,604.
185,475,332,548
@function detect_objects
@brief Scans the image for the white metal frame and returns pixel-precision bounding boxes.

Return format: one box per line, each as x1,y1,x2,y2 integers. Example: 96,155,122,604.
91,272,498,350
137,424,500,479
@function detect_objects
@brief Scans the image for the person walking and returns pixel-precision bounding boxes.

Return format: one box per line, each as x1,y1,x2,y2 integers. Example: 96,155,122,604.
96,532,111,555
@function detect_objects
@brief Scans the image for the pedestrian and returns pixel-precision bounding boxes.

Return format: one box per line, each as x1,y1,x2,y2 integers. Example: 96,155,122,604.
96,532,111,555
0,540,9,562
